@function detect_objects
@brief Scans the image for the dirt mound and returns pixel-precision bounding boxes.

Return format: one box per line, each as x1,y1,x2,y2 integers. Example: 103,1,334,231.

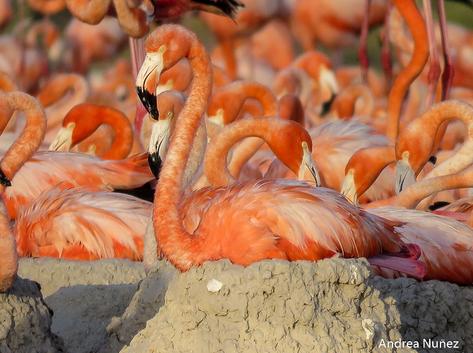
0,277,64,353
121,258,473,353
18,258,146,353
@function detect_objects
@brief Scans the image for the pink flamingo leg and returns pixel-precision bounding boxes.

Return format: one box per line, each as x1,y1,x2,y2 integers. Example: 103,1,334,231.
437,0,454,100
422,0,441,108
358,0,372,83
381,1,393,87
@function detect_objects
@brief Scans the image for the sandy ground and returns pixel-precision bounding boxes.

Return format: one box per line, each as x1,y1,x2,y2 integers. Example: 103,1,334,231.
1,257,472,353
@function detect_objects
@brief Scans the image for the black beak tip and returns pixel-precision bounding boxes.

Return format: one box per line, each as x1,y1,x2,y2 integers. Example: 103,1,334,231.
136,86,159,120
0,169,11,187
321,93,337,116
148,152,162,179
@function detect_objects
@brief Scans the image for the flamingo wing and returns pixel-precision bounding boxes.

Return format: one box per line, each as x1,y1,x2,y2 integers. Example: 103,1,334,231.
15,186,151,260
370,207,473,284
3,151,153,218
181,179,405,265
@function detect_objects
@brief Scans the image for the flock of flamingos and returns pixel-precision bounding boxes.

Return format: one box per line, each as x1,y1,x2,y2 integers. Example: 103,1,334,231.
1,0,473,295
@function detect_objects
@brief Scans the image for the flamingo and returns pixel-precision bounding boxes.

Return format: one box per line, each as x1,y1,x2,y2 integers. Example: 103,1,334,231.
0,95,153,219
64,17,127,73
137,24,425,278
152,0,244,19
331,83,375,120
15,186,151,261
395,100,473,194
0,91,44,292
0,92,151,271
386,0,429,141
36,73,90,144
49,103,134,159
341,145,396,205
203,117,320,187
65,0,149,38
0,0,11,29
27,0,66,15
342,154,473,284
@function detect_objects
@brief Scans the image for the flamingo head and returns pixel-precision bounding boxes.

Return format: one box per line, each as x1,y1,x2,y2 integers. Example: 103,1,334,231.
395,129,432,193
136,26,193,120
145,91,185,179
49,103,111,153
269,120,320,186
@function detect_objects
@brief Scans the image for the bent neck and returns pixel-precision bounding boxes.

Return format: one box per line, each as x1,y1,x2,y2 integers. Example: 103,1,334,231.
1,92,46,180
402,100,473,176
153,33,212,271
65,0,111,22
394,170,473,209
96,106,133,159
386,0,428,140
205,118,277,186
352,145,395,197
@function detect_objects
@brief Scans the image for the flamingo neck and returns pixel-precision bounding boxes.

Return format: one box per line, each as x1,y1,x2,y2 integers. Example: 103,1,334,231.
222,83,277,178
65,0,111,22
237,82,277,118
406,101,473,178
354,145,395,198
1,92,46,181
41,75,89,130
394,170,473,209
99,107,133,159
386,0,428,141
153,37,212,271
205,118,276,186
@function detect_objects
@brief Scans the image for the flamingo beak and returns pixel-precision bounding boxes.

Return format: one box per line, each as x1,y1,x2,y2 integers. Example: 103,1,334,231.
395,155,416,194
319,66,339,115
136,46,166,120
49,123,75,151
0,168,11,187
147,117,172,179
340,170,358,205
299,142,321,186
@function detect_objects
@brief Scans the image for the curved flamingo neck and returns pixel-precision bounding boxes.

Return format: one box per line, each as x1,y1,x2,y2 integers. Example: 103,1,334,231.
349,145,395,198
220,82,278,177
0,92,46,182
386,0,428,141
393,170,473,209
96,106,133,159
333,84,374,119
205,118,281,187
400,100,473,177
153,29,212,271
38,74,89,131
65,0,111,23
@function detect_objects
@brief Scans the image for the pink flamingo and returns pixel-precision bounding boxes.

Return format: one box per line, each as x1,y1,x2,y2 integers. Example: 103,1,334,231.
137,24,424,278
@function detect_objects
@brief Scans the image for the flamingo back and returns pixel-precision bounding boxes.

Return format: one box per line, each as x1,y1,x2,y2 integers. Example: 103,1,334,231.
3,151,153,218
180,179,404,266
370,207,473,284
15,186,151,260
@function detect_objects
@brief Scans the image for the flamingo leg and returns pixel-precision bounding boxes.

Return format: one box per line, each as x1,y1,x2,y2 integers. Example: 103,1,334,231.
381,1,393,88
437,0,454,100
358,0,371,83
422,0,441,109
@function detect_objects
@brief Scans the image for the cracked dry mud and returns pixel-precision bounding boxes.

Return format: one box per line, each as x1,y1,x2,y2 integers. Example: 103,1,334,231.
3,257,473,353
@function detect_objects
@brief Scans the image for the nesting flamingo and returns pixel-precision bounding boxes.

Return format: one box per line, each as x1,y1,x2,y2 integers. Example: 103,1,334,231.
137,24,425,278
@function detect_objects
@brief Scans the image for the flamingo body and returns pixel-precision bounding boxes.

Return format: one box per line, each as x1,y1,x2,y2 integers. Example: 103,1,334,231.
15,187,150,260
3,151,153,219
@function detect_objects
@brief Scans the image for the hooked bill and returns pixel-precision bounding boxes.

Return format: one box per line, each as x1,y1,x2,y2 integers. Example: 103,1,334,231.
0,169,11,187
